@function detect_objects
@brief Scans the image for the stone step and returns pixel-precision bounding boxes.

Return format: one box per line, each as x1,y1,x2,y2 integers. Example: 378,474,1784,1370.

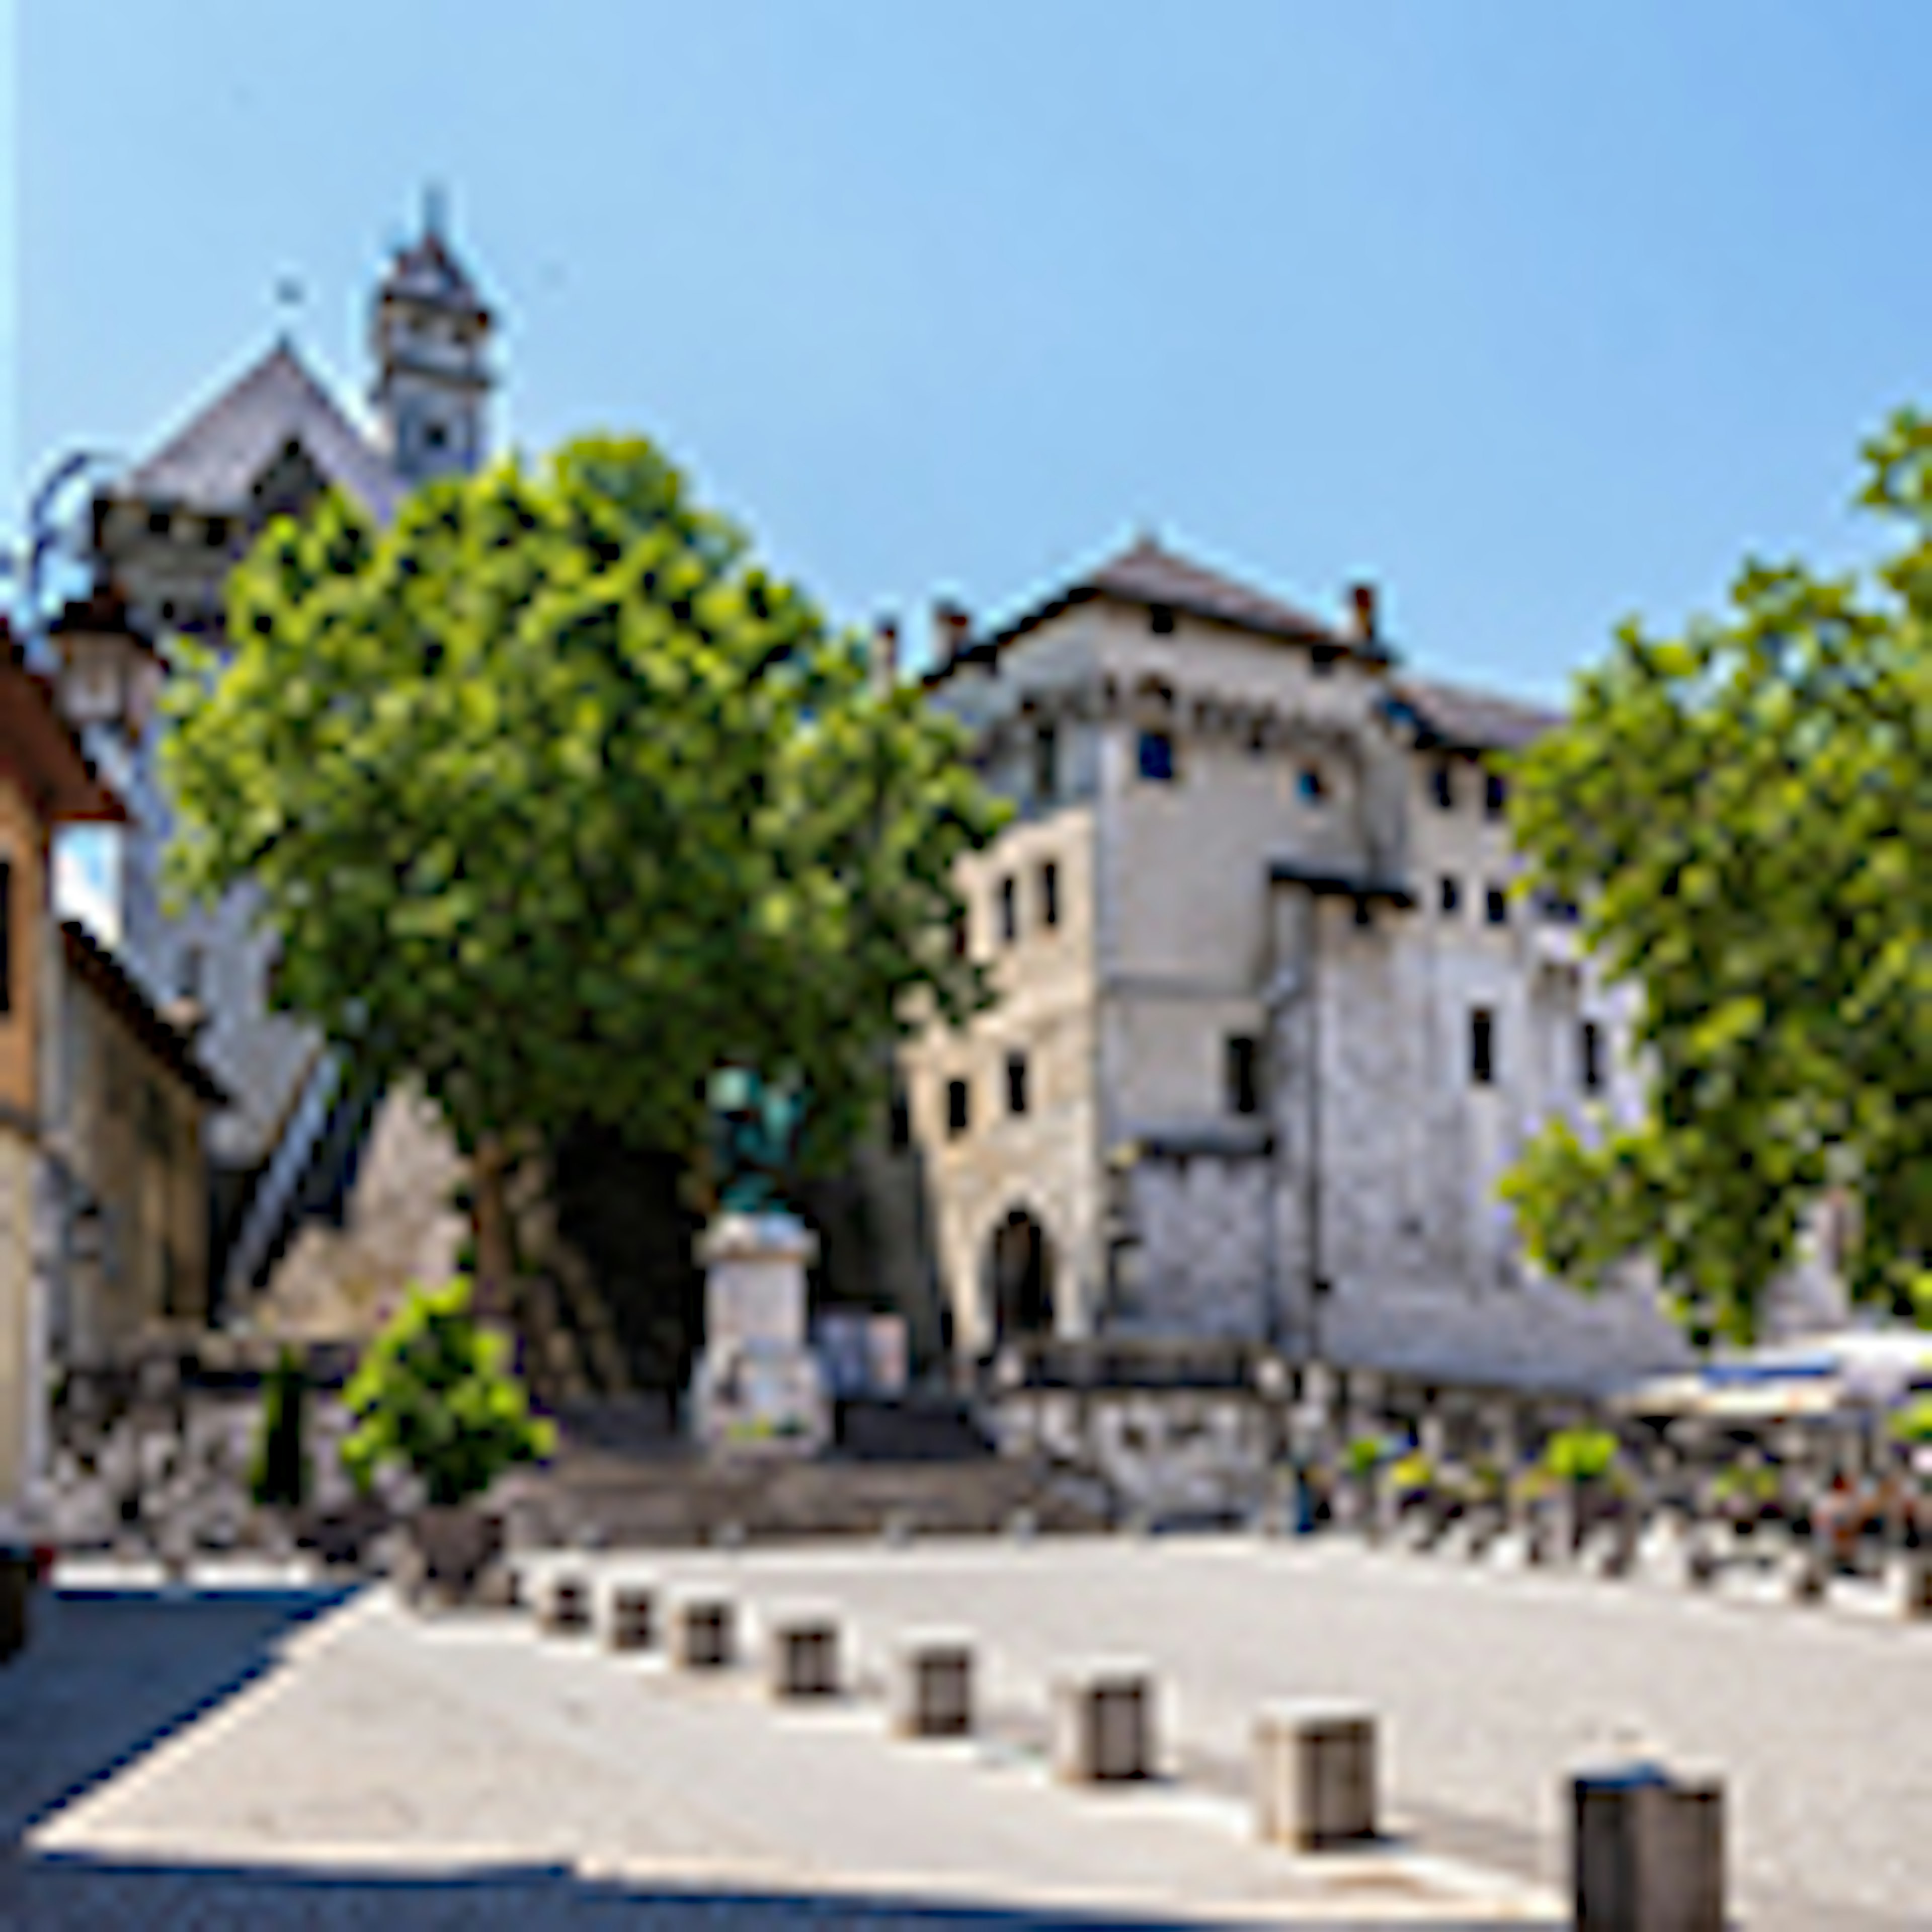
505,1453,1110,1549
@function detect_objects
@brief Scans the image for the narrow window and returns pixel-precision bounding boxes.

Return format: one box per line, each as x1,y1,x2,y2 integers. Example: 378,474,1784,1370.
178,945,204,1003
1297,766,1327,806
1310,646,1337,679
998,875,1018,945
146,507,171,538
1581,1020,1604,1095
1148,604,1176,635
205,516,229,549
1137,730,1177,783
1032,723,1059,802
889,1081,912,1151
1484,769,1508,820
1226,1034,1262,1116
1485,884,1508,927
946,1077,971,1138
1471,1008,1496,1087
1006,1050,1029,1117
0,858,11,1016
1439,876,1461,916
1431,762,1455,811
949,905,968,959
1038,859,1060,930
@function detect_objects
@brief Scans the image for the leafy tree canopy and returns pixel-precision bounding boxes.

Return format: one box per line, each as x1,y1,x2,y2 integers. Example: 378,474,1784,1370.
162,437,1010,1300
1500,409,1932,1345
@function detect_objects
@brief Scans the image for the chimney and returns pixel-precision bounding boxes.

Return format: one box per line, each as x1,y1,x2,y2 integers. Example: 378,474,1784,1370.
1347,581,1379,647
932,598,973,669
873,616,900,693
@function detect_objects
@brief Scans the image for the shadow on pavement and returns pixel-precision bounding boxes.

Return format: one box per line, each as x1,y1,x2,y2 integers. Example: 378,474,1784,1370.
0,1583,1558,1928
0,1581,361,1843
1,1852,1559,1929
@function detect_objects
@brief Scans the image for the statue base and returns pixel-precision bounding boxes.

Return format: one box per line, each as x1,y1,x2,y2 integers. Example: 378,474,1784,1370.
689,1213,830,1458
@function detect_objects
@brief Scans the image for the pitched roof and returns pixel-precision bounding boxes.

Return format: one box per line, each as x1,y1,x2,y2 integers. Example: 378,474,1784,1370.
60,920,230,1108
376,227,492,327
967,536,1373,670
0,627,128,826
119,342,404,525
1391,676,1565,754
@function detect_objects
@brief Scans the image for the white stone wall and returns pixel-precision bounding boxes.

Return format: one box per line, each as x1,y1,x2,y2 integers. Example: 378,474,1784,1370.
899,803,1102,1353
906,588,1697,1392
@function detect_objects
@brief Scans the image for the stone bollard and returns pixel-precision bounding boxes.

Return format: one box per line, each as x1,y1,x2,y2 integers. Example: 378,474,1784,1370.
667,1587,738,1670
889,1630,975,1739
1051,1659,1155,1784
1254,1701,1378,1851
535,1567,593,1637
1882,1546,1931,1620
766,1605,842,1700
1777,1542,1828,1607
1572,1760,1725,1932
602,1576,658,1652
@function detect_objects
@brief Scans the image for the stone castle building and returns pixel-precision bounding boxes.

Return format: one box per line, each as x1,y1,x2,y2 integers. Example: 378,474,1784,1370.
44,203,1841,1399
72,202,495,1305
898,539,1701,1393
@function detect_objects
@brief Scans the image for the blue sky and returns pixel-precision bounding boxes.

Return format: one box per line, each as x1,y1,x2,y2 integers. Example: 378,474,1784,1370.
11,2,1932,701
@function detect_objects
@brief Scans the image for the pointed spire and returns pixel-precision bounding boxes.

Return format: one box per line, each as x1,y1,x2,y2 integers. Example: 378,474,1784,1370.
424,180,448,243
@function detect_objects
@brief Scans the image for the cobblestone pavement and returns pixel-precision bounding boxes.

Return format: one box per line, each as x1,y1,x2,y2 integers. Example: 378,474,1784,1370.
2,1560,1559,1929
1,1537,1925,1928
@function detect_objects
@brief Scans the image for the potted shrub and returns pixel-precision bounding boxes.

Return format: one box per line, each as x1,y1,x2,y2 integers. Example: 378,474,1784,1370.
340,1276,556,1605
1543,1424,1621,1551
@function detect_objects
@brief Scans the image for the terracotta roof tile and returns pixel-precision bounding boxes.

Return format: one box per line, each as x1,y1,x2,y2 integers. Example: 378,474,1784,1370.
977,535,1366,662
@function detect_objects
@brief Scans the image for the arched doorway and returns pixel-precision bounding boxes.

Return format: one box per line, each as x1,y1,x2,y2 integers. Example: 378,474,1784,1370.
988,1207,1056,1344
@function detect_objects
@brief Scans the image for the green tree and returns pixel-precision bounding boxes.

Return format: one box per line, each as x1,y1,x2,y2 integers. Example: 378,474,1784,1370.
1500,409,1932,1345
162,437,1009,1318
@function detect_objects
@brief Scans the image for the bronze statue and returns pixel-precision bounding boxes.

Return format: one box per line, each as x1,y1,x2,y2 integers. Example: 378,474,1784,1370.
705,1064,807,1216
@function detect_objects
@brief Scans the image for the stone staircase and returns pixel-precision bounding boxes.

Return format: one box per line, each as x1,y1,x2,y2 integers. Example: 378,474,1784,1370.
501,1394,1114,1548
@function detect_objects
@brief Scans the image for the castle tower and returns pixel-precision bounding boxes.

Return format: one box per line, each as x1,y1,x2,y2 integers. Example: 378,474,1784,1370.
368,189,495,485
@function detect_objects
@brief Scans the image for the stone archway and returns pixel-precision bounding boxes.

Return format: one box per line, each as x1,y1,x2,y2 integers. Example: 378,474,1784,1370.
987,1206,1056,1345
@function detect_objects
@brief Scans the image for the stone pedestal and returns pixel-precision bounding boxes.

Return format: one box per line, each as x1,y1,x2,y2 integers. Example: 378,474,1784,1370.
1051,1659,1154,1784
890,1631,975,1738
1572,1762,1725,1932
668,1587,737,1670
602,1576,657,1651
1254,1701,1378,1850
689,1215,830,1457
766,1605,841,1699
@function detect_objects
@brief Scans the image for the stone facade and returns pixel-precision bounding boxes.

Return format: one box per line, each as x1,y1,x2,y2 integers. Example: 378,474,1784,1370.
903,541,1698,1394
46,920,225,1363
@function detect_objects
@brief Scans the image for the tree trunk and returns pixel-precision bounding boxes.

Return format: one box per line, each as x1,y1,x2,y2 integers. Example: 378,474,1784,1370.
470,1136,517,1325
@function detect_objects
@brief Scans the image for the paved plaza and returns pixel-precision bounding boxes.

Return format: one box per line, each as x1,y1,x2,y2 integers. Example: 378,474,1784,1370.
0,1538,1925,1927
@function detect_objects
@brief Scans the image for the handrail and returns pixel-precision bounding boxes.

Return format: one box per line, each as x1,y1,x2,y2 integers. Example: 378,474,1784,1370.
223,1047,341,1301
